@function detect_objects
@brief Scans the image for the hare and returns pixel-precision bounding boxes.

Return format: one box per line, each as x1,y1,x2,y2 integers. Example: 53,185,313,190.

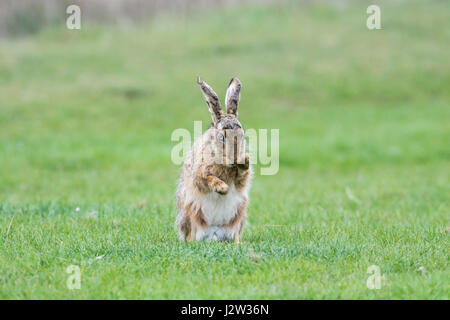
176,77,252,243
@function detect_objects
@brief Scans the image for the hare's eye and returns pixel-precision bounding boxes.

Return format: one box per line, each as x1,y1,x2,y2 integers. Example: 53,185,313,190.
217,132,225,144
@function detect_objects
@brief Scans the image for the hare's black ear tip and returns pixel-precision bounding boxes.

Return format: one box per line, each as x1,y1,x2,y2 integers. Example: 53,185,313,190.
229,77,241,87
197,76,203,85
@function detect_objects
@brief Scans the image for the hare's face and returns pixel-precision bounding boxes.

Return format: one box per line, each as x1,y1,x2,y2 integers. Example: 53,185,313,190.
197,77,245,167
215,115,246,166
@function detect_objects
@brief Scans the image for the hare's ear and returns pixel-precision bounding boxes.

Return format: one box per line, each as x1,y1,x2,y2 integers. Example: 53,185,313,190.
197,76,223,126
225,77,241,116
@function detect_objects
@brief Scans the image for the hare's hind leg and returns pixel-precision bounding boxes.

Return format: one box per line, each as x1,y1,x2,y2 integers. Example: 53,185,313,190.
178,205,206,242
228,200,247,245
176,211,190,241
188,208,207,241
187,221,198,242
234,232,241,245
233,220,246,245
178,216,196,242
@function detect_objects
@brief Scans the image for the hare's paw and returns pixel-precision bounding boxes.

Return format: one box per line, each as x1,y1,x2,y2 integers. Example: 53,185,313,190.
237,154,250,171
206,175,229,195
214,182,229,195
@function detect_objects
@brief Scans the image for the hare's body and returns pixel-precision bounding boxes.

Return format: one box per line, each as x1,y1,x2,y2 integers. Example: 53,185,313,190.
176,77,252,242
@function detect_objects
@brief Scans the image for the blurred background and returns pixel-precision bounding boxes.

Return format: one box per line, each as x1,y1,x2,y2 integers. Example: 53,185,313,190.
0,0,448,203
0,0,279,37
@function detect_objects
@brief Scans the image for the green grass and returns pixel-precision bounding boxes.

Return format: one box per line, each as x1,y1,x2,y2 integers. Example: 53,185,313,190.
0,0,449,299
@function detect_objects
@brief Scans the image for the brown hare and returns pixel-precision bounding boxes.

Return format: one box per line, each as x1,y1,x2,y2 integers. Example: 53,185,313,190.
176,77,252,243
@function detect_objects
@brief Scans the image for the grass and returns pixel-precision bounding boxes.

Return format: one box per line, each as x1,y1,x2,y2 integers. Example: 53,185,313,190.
0,0,449,299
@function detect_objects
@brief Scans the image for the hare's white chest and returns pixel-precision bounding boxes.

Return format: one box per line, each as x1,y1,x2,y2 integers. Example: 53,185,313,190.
194,183,245,241
198,183,243,225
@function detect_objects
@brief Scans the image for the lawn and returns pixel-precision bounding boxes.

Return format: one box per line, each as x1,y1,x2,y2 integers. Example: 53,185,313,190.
0,0,449,299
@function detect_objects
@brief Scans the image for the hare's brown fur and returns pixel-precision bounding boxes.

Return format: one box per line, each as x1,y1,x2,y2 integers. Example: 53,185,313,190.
176,77,252,242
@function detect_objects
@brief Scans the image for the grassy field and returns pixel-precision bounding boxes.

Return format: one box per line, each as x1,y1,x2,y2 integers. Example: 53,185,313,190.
0,0,449,299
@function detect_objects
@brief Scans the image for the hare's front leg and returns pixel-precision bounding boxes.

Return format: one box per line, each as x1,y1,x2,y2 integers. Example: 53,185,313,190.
237,154,250,171
206,175,229,195
235,154,250,189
